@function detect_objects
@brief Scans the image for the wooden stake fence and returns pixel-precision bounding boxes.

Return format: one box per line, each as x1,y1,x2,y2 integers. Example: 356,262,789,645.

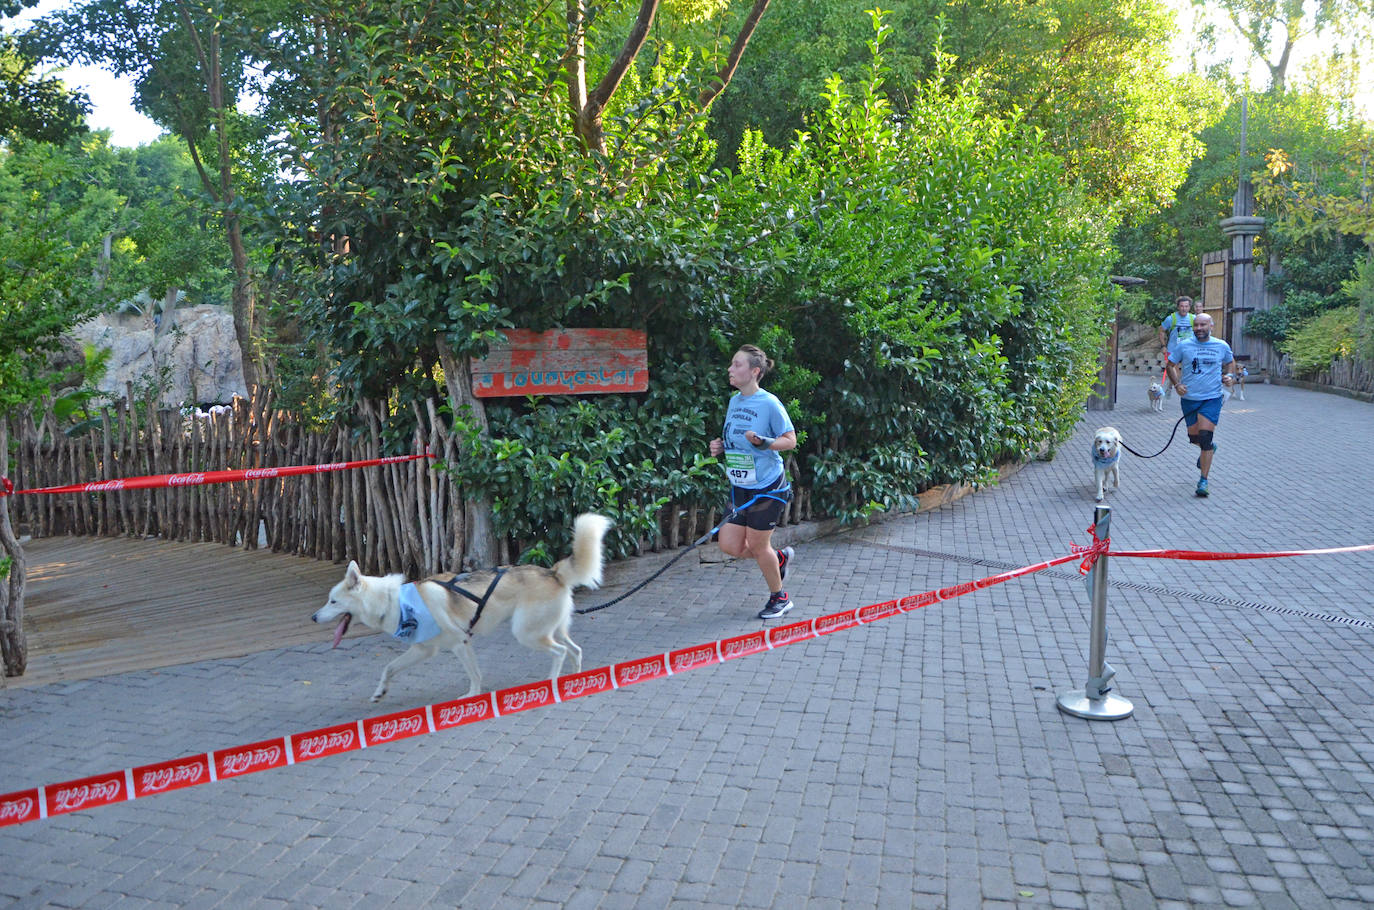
4,389,812,577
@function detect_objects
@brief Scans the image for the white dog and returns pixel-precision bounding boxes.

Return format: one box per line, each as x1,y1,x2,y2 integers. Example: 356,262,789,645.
1092,427,1122,503
313,513,612,701
1234,366,1248,401
1147,381,1165,412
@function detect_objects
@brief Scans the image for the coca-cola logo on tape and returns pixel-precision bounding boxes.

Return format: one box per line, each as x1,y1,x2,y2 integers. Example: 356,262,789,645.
558,670,613,700
433,695,491,729
133,756,208,796
669,644,718,674
499,681,553,714
244,467,281,479
167,473,206,486
364,710,427,745
614,656,665,687
720,630,768,660
214,741,287,778
83,480,126,492
768,620,815,647
900,591,938,611
314,462,347,472
938,581,976,601
47,774,125,815
858,600,900,623
814,611,859,636
0,791,39,825
291,724,357,761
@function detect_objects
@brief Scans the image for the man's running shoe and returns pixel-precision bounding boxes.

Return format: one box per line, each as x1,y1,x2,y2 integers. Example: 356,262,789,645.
758,591,793,620
1195,477,1209,497
777,546,795,582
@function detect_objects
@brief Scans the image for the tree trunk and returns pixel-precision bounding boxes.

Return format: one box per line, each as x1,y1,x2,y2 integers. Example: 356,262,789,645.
174,0,259,389
567,0,772,153
225,214,258,388
0,420,28,677
435,335,497,569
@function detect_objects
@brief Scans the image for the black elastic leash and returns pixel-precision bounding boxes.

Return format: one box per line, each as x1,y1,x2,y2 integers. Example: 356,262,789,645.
1119,399,1206,460
576,490,792,615
432,567,507,635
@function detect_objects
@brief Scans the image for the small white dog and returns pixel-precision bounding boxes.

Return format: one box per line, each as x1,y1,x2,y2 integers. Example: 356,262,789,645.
1234,366,1248,401
313,513,612,701
1147,381,1165,412
1092,427,1122,503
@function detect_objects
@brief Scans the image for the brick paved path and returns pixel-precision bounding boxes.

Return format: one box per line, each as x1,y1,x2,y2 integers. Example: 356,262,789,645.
2,376,1372,909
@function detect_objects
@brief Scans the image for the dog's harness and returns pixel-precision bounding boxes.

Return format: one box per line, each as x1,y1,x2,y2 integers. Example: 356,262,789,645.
430,567,507,637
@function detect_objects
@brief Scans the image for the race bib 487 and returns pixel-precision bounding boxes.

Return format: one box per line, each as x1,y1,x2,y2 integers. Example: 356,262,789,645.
724,452,756,486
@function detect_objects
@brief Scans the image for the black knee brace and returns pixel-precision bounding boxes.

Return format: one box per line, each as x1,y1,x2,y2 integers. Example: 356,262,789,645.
1194,430,1214,451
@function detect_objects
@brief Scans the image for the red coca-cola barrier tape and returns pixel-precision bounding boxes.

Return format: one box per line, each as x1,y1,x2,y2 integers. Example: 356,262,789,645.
0,547,1089,828
1111,543,1374,561
0,452,434,498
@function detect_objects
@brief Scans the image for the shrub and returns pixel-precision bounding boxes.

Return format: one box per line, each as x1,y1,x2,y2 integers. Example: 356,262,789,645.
1280,305,1361,377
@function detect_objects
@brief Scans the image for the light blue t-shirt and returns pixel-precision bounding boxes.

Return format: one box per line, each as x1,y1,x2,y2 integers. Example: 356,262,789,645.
1168,336,1234,401
722,389,794,490
1161,312,1194,350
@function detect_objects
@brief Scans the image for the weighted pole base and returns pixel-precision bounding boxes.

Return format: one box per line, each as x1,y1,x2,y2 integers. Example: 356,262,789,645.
1056,690,1134,721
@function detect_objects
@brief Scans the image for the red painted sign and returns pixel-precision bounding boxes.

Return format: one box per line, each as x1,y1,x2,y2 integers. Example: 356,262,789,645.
470,329,648,398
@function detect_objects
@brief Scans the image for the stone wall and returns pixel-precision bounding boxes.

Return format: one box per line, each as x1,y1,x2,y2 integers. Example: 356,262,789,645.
66,305,247,406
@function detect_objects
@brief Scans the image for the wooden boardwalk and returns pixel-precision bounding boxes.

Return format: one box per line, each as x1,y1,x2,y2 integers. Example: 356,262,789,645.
9,536,356,688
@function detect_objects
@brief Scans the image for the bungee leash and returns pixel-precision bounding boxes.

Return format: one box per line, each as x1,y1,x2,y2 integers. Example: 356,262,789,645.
1118,400,1203,459
576,490,792,615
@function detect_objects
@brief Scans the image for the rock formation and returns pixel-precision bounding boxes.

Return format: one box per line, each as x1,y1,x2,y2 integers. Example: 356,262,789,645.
66,305,247,406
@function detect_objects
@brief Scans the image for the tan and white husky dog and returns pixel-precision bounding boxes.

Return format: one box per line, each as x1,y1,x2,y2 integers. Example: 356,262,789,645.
313,513,612,702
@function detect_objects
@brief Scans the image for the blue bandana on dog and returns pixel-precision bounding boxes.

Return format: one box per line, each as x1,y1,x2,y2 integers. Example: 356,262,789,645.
394,583,443,644
1091,448,1120,468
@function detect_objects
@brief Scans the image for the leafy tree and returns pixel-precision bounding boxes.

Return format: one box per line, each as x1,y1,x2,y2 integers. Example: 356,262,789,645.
715,20,1115,516
1257,127,1374,360
23,0,285,387
566,0,773,154
1113,90,1360,326
0,134,123,676
697,0,1210,215
1188,0,1374,92
2,0,87,143
106,138,233,316
267,0,755,561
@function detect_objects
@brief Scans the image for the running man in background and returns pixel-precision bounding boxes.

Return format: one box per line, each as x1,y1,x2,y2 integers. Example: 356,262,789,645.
1158,295,1195,354
1165,313,1236,498
1158,296,1196,397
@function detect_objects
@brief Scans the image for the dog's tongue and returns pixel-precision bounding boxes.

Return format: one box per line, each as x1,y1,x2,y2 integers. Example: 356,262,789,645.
332,614,352,649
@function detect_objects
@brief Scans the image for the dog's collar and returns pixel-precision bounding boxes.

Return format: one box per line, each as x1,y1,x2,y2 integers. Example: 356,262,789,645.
1092,450,1120,466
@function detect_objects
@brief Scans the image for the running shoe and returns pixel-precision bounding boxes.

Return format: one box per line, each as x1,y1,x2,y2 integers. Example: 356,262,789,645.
758,591,793,619
777,546,795,582
1195,477,1209,497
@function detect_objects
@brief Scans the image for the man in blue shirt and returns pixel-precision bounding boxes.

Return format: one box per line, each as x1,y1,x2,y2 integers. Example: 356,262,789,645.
1157,296,1195,355
1165,313,1237,497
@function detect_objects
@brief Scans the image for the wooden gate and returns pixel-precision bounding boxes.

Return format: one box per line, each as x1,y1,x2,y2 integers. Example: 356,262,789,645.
1200,250,1229,342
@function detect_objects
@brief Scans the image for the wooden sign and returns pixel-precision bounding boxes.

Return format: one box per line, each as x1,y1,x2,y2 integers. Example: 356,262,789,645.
469,328,648,398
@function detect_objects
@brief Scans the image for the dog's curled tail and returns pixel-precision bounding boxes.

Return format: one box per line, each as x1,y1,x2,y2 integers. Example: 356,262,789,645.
556,513,613,590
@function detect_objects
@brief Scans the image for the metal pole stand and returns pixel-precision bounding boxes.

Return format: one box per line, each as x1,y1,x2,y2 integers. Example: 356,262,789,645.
1057,505,1134,721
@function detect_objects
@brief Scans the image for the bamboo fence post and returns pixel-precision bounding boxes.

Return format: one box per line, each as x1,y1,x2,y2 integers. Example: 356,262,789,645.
347,431,365,568
138,391,154,538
